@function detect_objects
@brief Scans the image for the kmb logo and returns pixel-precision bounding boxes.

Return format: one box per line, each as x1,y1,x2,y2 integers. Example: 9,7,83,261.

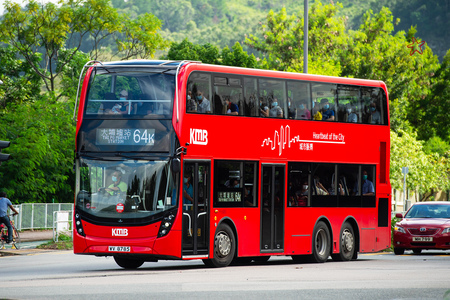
112,228,128,236
190,128,208,145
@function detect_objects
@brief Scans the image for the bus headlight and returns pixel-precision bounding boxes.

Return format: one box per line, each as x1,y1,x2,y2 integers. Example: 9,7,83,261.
75,212,85,237
158,214,175,237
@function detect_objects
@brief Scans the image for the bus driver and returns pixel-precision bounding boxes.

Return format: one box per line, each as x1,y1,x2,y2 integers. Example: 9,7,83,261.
99,171,127,196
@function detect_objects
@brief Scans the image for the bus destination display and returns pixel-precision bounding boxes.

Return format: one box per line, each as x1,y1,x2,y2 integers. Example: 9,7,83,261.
96,128,155,145
218,191,241,203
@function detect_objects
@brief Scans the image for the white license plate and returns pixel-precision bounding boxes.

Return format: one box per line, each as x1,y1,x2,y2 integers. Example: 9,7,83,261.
108,246,131,252
412,237,433,242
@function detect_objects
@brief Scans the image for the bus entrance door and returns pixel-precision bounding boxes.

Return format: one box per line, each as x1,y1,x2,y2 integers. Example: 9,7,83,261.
261,164,285,253
182,162,210,257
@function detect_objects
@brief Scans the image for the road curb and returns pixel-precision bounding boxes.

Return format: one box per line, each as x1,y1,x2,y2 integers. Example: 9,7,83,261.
0,248,60,256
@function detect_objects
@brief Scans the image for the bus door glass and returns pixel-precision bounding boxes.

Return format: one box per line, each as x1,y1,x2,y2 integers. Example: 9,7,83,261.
261,164,285,252
182,162,210,255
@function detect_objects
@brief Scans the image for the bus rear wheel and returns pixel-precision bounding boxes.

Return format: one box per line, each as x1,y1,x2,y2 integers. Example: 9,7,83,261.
204,223,235,268
114,256,144,269
331,223,356,261
311,221,331,263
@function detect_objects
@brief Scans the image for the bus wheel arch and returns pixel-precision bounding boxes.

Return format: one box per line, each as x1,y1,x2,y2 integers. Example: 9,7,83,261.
332,217,359,261
203,218,237,268
311,217,332,263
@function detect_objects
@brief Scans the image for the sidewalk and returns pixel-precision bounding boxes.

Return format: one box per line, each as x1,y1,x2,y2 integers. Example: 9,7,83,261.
20,229,54,242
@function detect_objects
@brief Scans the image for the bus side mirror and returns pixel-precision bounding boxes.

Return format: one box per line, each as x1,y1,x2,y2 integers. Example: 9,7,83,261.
171,158,181,173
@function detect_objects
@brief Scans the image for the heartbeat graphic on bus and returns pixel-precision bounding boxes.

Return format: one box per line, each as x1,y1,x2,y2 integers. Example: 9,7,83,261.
261,125,346,156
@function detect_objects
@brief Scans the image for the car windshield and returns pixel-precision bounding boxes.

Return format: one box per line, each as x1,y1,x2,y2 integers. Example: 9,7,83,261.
404,204,450,218
76,157,178,221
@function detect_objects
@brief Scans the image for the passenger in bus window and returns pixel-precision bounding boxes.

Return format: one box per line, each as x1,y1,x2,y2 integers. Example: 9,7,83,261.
196,89,211,113
329,174,344,195
183,171,194,206
346,104,358,123
295,179,309,206
369,102,381,124
269,98,283,118
224,96,239,115
312,101,322,120
111,90,131,114
244,187,255,207
287,97,296,119
259,97,269,117
321,98,335,121
186,90,197,112
361,170,375,196
297,100,311,120
313,176,329,195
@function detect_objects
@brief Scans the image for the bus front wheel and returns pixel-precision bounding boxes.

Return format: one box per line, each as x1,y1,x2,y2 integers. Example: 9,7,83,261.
331,223,356,261
204,223,235,268
114,256,144,269
311,221,331,263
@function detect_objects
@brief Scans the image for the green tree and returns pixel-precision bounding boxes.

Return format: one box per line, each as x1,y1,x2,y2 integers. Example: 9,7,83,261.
0,46,42,108
417,49,450,142
164,38,256,68
245,3,347,76
0,98,75,202
390,130,450,200
0,0,168,98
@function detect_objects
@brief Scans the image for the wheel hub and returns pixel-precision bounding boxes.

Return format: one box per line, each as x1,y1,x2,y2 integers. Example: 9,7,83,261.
216,232,231,257
342,229,354,252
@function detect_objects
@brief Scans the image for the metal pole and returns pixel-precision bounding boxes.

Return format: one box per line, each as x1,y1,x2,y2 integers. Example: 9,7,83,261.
303,0,308,74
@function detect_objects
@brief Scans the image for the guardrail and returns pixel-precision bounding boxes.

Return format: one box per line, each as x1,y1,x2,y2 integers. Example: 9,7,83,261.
53,210,73,242
10,203,74,231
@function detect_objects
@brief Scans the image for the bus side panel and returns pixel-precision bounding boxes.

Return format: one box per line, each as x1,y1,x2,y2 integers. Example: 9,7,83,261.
284,208,316,255
153,230,182,258
73,230,88,254
233,208,261,257
212,208,261,257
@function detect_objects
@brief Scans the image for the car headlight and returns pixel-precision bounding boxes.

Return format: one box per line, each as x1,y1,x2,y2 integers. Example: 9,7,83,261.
394,225,406,233
442,228,450,234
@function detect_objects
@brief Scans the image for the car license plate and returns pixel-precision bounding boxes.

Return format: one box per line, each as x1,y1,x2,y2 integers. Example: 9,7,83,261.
412,237,433,242
108,246,131,252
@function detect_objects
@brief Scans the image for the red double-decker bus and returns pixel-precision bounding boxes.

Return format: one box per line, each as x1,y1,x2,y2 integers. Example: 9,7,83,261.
73,60,391,268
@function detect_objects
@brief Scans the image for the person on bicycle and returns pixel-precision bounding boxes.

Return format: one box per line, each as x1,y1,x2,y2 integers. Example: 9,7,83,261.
0,191,19,244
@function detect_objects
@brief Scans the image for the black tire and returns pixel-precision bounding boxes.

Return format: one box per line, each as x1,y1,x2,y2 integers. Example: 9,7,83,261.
113,256,144,269
394,247,405,255
331,223,355,261
206,223,236,268
412,249,422,254
311,221,331,263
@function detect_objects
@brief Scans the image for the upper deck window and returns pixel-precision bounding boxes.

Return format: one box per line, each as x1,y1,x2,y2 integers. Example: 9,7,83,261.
185,71,388,125
85,68,174,118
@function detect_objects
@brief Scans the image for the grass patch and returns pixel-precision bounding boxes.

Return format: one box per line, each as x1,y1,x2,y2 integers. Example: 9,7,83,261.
36,233,73,250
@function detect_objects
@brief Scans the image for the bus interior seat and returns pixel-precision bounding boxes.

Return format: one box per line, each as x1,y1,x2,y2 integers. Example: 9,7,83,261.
101,92,116,113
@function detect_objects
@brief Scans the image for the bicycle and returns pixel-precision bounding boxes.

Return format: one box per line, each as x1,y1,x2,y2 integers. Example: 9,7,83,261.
0,215,21,250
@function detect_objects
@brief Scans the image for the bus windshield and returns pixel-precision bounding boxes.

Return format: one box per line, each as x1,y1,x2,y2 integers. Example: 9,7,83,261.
84,68,175,118
76,157,178,221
